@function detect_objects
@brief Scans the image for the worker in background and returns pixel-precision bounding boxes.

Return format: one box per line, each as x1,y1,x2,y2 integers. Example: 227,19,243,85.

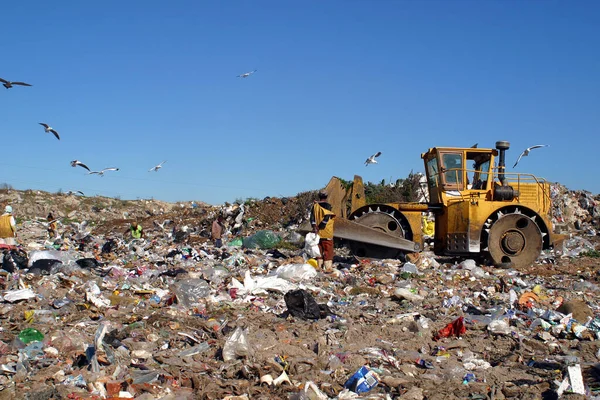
127,221,144,240
47,213,58,239
0,205,17,246
211,215,225,248
310,191,336,273
422,213,435,239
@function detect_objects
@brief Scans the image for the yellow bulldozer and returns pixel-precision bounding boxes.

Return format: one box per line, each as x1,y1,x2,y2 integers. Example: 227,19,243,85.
309,141,560,269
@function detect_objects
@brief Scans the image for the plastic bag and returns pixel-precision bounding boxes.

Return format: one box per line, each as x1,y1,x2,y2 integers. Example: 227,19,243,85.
27,250,78,269
171,279,210,307
229,270,298,297
101,239,117,254
202,266,231,285
284,289,322,320
304,233,321,258
243,230,281,249
228,238,243,247
29,259,62,275
488,319,511,335
76,258,100,269
401,262,420,275
434,316,466,340
274,264,317,281
222,327,251,361
3,249,28,273
286,232,304,244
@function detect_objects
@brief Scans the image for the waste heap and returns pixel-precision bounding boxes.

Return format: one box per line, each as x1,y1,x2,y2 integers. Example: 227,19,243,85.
0,187,598,399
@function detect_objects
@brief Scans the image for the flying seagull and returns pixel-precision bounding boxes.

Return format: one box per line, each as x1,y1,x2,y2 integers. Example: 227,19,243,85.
0,77,32,89
153,219,172,232
70,160,90,171
237,69,257,78
39,123,60,140
365,151,382,166
88,167,119,177
66,190,85,196
149,160,167,172
513,145,549,168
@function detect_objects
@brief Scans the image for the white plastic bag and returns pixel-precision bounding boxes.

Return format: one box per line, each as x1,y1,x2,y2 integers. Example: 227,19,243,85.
228,270,298,297
304,233,321,258
274,263,317,281
222,327,251,361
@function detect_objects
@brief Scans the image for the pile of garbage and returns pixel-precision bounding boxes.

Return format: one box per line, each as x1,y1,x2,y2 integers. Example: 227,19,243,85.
0,188,599,399
552,183,600,235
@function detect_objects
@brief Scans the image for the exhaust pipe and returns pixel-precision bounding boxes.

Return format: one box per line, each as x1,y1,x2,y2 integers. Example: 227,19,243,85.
495,141,510,186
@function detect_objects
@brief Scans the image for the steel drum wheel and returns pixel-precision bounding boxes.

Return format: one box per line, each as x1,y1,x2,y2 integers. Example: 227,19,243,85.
488,213,542,269
348,205,410,260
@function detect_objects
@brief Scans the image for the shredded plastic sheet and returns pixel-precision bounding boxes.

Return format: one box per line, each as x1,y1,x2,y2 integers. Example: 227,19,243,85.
228,270,297,297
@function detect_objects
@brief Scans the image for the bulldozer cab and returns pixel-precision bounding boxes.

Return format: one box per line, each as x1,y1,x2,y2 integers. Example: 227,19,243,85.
422,146,497,203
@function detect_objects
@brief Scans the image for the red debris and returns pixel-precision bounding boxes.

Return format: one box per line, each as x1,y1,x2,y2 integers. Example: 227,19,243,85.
434,316,466,340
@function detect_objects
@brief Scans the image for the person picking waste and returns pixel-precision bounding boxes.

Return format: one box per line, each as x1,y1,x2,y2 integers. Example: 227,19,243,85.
310,191,336,273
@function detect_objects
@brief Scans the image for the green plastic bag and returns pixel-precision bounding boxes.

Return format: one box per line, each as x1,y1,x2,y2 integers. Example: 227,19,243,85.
229,238,243,247
243,230,281,249
18,328,44,344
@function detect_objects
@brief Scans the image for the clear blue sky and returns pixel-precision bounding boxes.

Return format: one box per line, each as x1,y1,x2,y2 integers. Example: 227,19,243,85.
1,1,598,204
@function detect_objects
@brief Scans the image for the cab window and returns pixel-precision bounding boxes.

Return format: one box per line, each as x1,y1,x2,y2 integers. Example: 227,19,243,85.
441,152,464,189
466,152,491,190
426,157,439,188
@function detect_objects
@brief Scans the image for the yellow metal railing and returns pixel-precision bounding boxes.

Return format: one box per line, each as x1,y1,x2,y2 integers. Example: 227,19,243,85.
428,168,551,210
491,168,551,211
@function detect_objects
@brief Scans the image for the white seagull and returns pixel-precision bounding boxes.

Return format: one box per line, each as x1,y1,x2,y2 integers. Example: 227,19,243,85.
66,190,85,196
0,77,32,89
70,160,91,171
513,145,549,168
237,69,257,78
365,151,382,166
88,167,119,177
39,123,60,140
149,161,167,172
153,219,172,232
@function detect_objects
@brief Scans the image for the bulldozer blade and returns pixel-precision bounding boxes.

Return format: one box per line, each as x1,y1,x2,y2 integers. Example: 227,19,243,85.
297,219,419,253
334,218,419,252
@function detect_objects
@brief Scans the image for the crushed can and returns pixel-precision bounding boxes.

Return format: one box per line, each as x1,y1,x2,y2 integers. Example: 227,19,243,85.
344,365,379,393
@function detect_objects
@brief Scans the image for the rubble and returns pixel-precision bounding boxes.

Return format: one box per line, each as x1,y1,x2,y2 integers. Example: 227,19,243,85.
0,186,599,399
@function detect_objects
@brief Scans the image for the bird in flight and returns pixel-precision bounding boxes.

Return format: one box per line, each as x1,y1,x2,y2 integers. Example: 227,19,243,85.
365,151,382,166
70,160,90,172
149,161,167,172
153,219,172,232
0,77,32,89
237,69,257,78
88,167,119,177
66,190,85,196
513,145,549,168
39,123,60,140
